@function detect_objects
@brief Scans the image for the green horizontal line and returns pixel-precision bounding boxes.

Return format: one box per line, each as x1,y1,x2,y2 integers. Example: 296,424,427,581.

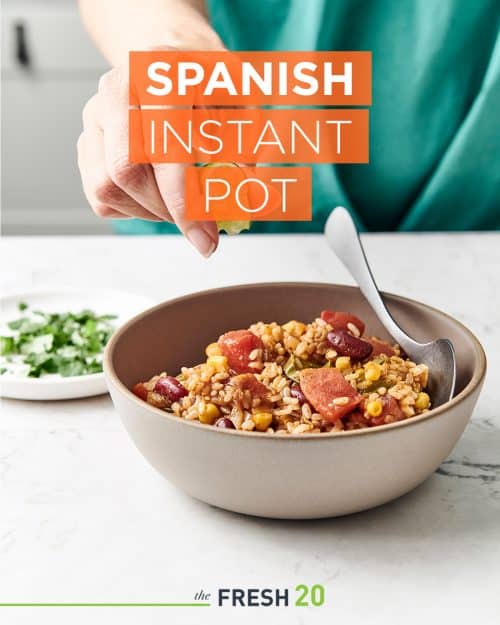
0,603,211,607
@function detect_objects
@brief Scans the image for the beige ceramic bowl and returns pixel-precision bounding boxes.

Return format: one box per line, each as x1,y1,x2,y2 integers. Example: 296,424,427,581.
104,283,486,519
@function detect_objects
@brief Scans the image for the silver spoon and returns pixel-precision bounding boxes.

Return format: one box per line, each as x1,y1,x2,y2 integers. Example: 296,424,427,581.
325,206,456,407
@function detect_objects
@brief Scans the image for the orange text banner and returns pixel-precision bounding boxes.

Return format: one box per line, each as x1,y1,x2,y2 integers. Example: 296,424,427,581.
129,51,371,106
185,166,312,221
129,108,369,164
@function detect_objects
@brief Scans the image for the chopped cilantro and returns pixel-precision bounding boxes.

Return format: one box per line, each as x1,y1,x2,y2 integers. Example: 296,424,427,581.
0,336,15,355
0,303,117,378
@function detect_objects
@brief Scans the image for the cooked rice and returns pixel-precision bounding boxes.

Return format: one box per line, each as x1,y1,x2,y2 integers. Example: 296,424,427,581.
137,317,430,435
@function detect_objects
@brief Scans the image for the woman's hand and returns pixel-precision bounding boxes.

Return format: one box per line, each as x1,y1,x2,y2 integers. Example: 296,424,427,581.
77,63,219,257
77,0,225,256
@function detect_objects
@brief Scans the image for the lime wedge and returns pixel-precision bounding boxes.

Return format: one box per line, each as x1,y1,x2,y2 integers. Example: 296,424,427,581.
216,220,250,235
202,163,251,235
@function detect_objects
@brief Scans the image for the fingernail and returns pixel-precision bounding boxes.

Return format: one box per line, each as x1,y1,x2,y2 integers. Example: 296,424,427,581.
186,227,217,258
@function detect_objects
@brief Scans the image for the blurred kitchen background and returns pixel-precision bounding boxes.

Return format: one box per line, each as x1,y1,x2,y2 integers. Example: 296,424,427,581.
2,0,111,234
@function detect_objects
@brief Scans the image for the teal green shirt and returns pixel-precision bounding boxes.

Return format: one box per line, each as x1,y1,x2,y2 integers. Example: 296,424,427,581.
117,0,500,233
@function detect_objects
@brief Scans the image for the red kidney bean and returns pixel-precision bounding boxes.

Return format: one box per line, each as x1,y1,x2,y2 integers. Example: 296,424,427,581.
154,376,188,402
215,417,235,429
327,329,373,360
290,383,307,404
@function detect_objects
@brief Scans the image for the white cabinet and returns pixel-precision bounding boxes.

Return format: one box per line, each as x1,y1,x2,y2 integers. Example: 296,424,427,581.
1,2,111,233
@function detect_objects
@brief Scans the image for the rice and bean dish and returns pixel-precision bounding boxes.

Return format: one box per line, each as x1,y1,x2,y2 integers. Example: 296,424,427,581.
132,309,431,434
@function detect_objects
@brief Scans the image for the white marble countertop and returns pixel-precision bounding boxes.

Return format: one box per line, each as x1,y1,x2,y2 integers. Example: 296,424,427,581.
1,233,499,625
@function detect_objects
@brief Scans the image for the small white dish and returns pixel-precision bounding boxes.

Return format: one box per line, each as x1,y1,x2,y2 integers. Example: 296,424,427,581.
0,288,155,401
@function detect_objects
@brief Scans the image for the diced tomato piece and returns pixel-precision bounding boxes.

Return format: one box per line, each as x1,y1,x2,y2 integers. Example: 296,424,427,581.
299,368,362,423
343,410,369,430
230,373,272,410
369,395,405,426
366,337,395,357
132,382,148,401
232,373,269,396
321,310,365,336
230,373,267,396
218,330,264,374
382,395,405,420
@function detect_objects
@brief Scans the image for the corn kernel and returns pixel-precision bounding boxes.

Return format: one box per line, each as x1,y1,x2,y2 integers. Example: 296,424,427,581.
335,356,351,370
201,366,215,381
415,392,430,411
206,355,228,372
198,402,221,424
253,412,273,431
366,399,383,417
205,342,222,357
365,362,382,382
285,335,300,350
283,320,306,337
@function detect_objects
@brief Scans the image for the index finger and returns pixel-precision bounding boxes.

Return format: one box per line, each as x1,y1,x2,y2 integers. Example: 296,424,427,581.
97,69,172,221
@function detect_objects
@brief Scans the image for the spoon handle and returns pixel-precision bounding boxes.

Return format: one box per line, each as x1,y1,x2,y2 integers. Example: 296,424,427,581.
325,207,421,354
